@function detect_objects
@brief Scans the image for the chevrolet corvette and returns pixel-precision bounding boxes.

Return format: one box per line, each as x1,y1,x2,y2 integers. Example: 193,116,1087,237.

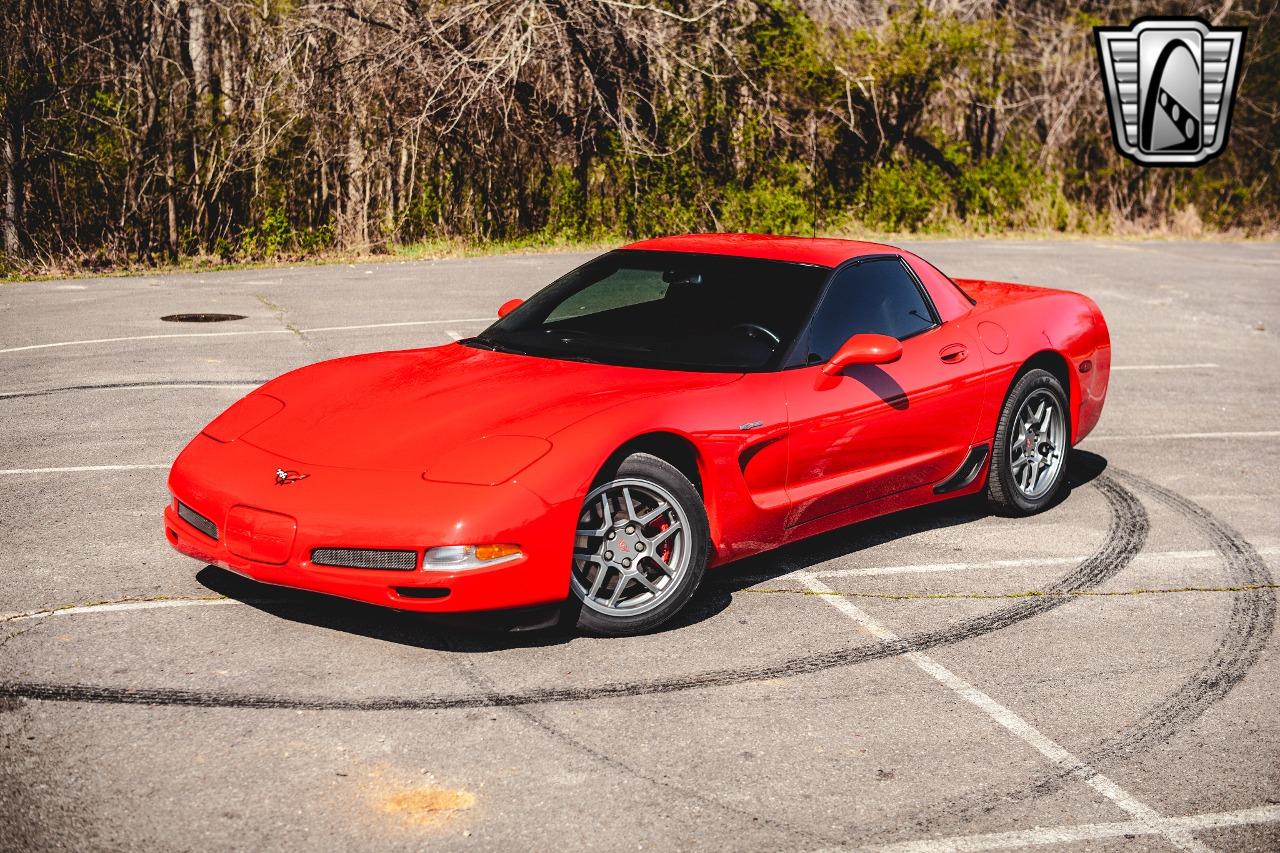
165,234,1110,635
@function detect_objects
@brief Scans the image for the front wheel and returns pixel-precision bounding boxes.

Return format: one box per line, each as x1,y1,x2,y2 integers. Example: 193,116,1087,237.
987,368,1071,516
569,453,709,636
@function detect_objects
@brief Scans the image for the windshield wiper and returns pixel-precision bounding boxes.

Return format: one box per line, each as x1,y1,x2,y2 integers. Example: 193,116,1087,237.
460,337,530,356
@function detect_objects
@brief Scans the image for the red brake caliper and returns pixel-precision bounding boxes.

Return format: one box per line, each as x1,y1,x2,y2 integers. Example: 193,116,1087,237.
652,515,673,564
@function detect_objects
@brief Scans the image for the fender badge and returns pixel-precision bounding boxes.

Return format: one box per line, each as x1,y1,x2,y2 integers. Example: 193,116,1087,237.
275,468,309,486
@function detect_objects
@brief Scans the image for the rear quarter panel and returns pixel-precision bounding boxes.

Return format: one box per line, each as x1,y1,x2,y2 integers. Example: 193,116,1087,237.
956,278,1110,445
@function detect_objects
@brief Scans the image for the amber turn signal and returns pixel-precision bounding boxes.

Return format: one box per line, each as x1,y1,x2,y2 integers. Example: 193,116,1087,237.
422,544,524,571
474,543,521,561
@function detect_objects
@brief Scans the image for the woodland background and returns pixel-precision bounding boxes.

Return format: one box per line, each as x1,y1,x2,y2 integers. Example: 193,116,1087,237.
1,1,1276,274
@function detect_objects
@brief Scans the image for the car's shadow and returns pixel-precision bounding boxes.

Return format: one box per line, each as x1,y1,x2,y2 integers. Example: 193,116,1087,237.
197,451,1109,652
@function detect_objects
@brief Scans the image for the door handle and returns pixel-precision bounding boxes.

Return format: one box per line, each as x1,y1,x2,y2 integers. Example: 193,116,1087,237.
939,343,968,363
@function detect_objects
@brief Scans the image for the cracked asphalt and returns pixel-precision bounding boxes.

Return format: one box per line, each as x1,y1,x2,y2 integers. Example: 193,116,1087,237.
1,240,1278,851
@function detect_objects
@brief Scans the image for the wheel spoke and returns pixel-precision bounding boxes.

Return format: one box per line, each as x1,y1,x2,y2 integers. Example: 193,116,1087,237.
588,564,609,598
648,553,675,577
632,573,661,595
622,487,639,522
649,522,682,548
637,501,670,525
1038,404,1053,434
608,576,629,607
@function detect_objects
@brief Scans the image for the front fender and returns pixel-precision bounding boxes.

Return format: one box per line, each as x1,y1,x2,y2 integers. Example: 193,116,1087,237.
513,375,790,566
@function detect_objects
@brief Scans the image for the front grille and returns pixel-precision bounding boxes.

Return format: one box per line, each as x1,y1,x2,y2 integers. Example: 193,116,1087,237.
311,547,418,571
176,501,218,540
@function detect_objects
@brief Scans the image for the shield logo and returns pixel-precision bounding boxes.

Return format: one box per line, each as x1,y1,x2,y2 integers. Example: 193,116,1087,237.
1095,18,1246,166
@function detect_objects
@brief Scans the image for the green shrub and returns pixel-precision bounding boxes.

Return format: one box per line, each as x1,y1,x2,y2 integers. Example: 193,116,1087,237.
861,160,952,232
718,166,814,234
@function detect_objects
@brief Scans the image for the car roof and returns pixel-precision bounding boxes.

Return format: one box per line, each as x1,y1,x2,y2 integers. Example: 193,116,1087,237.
620,233,901,268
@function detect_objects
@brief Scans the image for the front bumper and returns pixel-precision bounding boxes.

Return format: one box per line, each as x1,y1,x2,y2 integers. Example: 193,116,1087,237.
164,434,577,613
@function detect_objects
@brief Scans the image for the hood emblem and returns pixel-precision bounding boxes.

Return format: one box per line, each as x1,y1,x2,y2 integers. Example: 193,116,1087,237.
275,468,309,486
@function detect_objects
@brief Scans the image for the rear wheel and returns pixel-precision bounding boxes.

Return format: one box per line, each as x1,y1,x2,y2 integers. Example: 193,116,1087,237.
569,453,709,636
987,368,1070,516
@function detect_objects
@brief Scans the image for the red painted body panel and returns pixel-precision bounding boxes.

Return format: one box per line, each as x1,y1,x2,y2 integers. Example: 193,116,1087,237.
781,322,988,527
165,235,1110,617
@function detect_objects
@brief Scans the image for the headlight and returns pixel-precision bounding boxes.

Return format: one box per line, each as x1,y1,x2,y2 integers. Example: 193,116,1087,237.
202,393,285,442
423,544,522,571
422,435,552,485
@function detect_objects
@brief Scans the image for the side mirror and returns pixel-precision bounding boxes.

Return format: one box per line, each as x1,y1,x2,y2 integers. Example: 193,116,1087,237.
497,298,524,319
821,333,902,375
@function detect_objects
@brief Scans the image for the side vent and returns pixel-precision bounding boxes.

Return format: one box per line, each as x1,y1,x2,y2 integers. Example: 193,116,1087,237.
934,445,990,495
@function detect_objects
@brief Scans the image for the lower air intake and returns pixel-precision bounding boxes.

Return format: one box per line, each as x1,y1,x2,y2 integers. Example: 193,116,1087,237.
311,548,417,571
176,501,218,540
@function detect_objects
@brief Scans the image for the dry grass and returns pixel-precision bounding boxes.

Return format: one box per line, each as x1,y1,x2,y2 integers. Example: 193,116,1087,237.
4,224,1276,284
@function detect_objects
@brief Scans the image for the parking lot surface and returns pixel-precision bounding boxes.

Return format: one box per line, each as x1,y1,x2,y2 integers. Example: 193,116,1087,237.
1,240,1278,851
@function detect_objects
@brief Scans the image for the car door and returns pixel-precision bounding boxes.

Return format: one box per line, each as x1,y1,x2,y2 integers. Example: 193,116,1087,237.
783,256,986,528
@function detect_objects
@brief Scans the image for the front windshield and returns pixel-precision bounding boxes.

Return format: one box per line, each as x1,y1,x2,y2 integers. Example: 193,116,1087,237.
467,250,828,372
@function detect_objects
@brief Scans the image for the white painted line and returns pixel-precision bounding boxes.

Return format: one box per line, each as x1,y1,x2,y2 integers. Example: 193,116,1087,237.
807,546,1280,581
299,319,488,334
798,571,1210,852
0,317,491,355
1086,430,1280,442
1111,363,1218,371
446,330,464,341
3,598,239,623
870,803,1280,852
0,464,168,475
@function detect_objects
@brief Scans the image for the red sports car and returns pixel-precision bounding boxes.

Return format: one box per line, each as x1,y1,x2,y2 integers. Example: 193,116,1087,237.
165,234,1110,635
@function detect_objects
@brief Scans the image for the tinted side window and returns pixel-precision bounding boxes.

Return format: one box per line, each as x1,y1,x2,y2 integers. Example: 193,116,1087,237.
808,259,936,359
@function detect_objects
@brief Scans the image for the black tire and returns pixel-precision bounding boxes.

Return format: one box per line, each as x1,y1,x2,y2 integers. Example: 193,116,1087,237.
569,453,709,636
987,368,1071,517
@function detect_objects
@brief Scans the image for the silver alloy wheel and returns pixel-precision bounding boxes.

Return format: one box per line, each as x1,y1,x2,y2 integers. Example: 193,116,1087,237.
571,478,691,617
1009,388,1067,500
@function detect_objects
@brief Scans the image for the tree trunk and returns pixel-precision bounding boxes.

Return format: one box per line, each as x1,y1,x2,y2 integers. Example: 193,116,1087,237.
187,0,210,99
343,123,368,247
165,133,179,261
2,117,23,257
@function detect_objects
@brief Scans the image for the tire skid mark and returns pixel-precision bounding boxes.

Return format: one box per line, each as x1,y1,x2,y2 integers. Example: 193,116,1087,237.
439,633,836,847
1089,468,1275,760
913,467,1276,832
0,474,1147,711
741,583,1280,602
0,380,266,400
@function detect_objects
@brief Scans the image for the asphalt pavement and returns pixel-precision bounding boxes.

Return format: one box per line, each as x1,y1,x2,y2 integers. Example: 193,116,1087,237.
1,239,1278,851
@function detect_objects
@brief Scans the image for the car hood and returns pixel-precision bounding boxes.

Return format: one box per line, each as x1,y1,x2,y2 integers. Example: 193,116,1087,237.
239,343,740,472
